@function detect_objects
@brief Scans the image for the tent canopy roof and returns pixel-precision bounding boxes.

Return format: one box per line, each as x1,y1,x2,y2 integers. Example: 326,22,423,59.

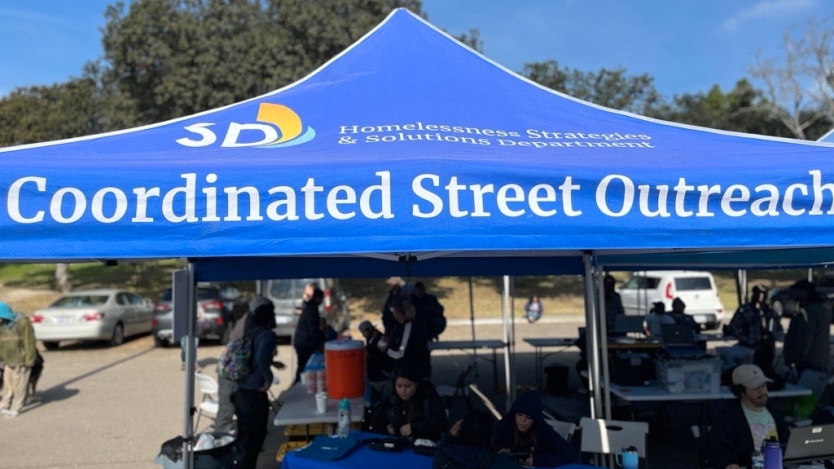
3,9,834,279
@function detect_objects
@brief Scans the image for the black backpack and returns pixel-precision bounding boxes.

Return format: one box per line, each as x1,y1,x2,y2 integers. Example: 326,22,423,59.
427,295,446,338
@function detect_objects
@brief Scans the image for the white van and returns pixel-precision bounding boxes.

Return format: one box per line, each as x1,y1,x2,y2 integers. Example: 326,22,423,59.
617,270,725,330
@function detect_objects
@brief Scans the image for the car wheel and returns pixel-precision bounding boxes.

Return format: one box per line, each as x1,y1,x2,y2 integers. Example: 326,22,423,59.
109,323,125,347
42,341,60,351
153,334,168,348
771,299,784,317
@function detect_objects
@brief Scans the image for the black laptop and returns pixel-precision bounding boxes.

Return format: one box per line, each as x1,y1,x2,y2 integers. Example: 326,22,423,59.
660,324,704,358
783,424,834,466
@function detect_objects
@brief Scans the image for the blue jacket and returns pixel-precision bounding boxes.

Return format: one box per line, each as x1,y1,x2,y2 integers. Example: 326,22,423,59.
237,326,276,391
493,391,579,467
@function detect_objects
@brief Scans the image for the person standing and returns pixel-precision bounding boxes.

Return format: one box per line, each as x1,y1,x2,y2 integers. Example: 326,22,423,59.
0,301,37,419
382,277,412,335
212,296,260,435
604,275,625,336
233,300,277,469
382,297,432,380
293,288,325,383
707,364,788,469
411,281,445,340
783,280,832,373
729,286,782,375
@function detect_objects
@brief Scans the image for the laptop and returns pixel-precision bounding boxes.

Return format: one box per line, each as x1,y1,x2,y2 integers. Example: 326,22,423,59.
783,423,834,466
660,324,704,358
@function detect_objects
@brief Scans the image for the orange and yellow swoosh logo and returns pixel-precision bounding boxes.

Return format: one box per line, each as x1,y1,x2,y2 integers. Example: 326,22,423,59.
256,103,316,148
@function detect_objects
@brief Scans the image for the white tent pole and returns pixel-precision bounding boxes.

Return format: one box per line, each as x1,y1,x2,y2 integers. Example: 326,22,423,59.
595,266,612,419
502,275,514,411
583,253,602,418
182,262,197,469
469,277,478,368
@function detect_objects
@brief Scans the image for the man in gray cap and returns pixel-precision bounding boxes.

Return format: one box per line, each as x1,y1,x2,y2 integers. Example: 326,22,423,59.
0,301,36,419
707,364,788,469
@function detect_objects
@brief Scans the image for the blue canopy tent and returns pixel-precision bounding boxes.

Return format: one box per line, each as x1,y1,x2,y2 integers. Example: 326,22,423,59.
4,8,834,466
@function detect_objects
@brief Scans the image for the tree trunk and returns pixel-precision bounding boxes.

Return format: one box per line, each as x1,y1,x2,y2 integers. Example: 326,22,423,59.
55,263,71,293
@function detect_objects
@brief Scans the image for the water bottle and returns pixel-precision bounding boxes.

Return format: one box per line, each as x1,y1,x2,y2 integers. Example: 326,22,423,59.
763,437,782,469
337,398,351,438
751,449,764,469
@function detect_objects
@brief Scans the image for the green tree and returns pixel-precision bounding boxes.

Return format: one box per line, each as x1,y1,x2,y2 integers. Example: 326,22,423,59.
102,0,424,125
521,59,667,117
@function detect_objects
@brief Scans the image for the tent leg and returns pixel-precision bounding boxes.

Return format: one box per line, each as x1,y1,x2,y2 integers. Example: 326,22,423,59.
595,266,612,419
182,263,197,469
502,275,514,410
583,253,603,419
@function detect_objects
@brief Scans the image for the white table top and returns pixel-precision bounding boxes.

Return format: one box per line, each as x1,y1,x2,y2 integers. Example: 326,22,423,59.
523,337,578,347
428,339,504,350
273,383,365,427
608,382,811,402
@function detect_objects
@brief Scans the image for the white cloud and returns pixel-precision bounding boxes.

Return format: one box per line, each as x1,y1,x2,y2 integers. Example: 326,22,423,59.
722,0,816,32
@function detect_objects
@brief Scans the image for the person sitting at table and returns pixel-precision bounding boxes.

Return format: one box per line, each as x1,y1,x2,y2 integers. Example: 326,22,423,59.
493,390,579,467
368,366,448,441
380,297,432,380
668,297,701,333
643,301,675,337
706,364,788,469
434,410,521,469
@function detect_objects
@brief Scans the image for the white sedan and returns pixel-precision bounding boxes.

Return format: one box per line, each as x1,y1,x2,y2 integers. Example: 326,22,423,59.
33,288,153,350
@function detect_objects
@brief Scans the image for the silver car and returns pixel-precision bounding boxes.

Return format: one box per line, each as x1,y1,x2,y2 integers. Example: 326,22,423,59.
33,288,153,350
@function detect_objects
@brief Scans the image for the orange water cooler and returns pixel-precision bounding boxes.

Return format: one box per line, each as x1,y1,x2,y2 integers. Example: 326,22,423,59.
324,339,365,399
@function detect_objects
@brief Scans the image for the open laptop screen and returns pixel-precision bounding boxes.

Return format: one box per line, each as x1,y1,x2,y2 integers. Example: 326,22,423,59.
783,424,834,464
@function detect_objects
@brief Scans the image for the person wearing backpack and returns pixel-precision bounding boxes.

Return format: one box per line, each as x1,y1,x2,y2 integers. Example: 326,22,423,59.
411,282,446,341
233,299,277,469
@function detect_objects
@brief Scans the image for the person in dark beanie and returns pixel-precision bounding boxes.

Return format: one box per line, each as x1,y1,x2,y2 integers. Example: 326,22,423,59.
233,298,277,469
493,390,578,467
434,410,521,469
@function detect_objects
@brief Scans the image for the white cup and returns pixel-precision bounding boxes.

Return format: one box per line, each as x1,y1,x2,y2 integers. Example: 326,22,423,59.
315,392,327,414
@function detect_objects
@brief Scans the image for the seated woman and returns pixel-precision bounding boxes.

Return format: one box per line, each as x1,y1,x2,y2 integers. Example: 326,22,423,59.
493,390,579,468
369,367,448,441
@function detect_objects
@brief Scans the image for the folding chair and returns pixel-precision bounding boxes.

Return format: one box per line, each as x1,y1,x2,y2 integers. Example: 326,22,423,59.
545,417,577,443
436,358,476,409
579,417,649,468
194,373,220,432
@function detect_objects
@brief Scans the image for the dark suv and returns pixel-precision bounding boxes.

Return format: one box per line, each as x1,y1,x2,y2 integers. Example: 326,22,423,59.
151,284,241,347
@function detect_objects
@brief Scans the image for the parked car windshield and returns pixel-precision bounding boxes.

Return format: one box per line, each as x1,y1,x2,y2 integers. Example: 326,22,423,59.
51,295,109,307
621,276,660,290
269,279,314,299
674,277,712,291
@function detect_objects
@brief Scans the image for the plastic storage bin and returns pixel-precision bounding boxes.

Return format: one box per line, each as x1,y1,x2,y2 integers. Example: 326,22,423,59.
655,357,721,394
716,345,755,372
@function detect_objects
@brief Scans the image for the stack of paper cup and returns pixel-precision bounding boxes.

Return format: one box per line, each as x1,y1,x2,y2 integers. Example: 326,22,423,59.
316,370,326,392
315,392,328,414
305,370,317,394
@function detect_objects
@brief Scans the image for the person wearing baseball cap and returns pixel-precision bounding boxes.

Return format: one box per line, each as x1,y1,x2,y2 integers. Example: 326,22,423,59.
0,301,37,419
707,364,788,469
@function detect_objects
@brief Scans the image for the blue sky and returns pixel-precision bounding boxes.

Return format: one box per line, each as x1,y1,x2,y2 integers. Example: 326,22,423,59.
0,0,829,99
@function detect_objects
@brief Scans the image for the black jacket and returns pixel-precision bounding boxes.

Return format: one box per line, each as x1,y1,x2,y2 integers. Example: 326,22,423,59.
293,302,324,349
707,400,788,469
370,379,447,441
